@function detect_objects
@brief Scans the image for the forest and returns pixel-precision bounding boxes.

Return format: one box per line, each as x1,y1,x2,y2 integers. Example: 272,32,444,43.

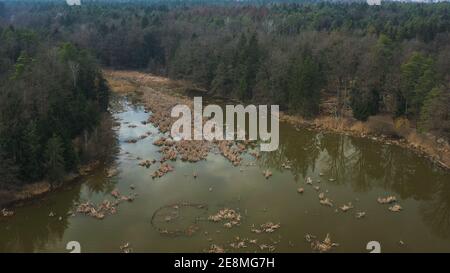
0,0,449,188
0,3,110,189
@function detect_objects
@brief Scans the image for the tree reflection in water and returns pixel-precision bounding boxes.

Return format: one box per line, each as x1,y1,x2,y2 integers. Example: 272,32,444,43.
420,175,450,239
0,110,118,252
0,183,81,252
260,122,450,241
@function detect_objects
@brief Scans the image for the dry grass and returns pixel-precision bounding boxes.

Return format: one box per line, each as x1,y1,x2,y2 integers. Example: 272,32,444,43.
282,112,449,169
104,69,187,94
105,77,137,94
103,69,449,170
0,181,51,207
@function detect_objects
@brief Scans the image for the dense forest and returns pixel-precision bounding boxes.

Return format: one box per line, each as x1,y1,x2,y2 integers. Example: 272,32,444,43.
0,3,110,189
1,0,449,186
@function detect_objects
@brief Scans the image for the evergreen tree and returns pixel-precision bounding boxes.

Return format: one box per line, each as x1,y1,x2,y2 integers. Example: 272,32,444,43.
286,49,323,117
419,86,450,141
22,121,42,180
235,32,260,101
350,85,380,121
44,135,65,188
400,52,436,118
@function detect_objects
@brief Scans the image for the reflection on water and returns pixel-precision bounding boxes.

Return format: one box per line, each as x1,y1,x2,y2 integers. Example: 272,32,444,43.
1,96,449,252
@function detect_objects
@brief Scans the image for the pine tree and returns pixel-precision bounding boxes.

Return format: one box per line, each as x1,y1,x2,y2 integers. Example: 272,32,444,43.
419,86,450,140
44,135,65,188
235,32,260,101
286,50,323,117
22,121,42,180
400,52,436,118
350,85,380,121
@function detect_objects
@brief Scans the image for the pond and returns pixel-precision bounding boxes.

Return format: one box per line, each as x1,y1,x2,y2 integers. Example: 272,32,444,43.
1,96,449,253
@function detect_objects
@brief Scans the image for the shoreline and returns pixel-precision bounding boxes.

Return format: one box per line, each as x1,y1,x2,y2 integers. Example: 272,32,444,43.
106,69,449,171
279,113,450,170
2,70,447,210
0,161,102,209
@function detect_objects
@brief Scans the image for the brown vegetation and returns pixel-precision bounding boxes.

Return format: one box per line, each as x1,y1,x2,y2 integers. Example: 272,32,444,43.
280,113,450,169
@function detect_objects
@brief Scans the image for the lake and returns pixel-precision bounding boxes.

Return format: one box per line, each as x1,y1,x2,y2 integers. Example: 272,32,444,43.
1,95,449,253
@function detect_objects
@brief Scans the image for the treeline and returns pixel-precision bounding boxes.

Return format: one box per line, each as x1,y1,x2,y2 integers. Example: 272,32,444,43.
1,2,449,172
0,24,109,188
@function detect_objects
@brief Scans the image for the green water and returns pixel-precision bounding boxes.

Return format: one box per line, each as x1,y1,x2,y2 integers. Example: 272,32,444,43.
1,96,449,253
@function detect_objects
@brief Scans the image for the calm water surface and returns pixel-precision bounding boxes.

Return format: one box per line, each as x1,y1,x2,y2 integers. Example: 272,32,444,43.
1,96,449,253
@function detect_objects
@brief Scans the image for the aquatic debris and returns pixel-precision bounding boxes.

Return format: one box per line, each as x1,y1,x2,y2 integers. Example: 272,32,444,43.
106,167,119,178
121,194,136,202
218,141,242,166
1,208,14,217
377,196,397,204
340,203,353,212
306,177,313,185
110,188,136,201
355,212,366,219
313,186,320,191
263,170,272,179
250,151,260,159
208,244,225,253
75,195,135,220
281,162,291,169
319,198,333,207
328,178,336,182
128,124,137,128
311,233,339,253
208,208,241,228
297,187,304,194
138,159,154,168
259,244,276,252
193,172,197,178
49,211,55,217
175,140,210,162
120,242,132,253
111,189,121,199
153,137,167,146
160,146,177,161
251,222,281,234
388,204,402,212
125,138,138,144
260,222,280,233
152,163,174,178
318,192,333,207
305,234,317,243
172,140,210,162
139,134,148,140
230,238,247,249
130,184,135,190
